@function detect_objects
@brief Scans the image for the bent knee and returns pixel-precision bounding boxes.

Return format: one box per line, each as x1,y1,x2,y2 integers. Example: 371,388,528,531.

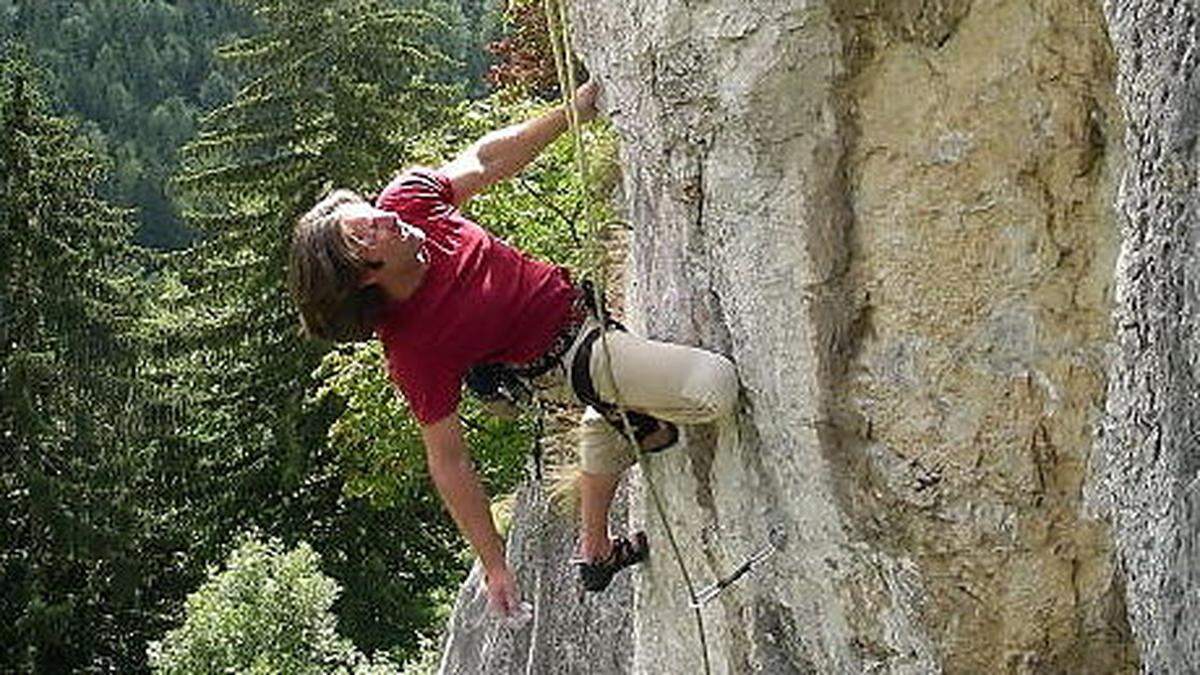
579,409,636,475
682,354,739,421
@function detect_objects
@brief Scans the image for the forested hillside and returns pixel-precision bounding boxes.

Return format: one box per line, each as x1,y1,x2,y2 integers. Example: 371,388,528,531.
1,0,248,247
1,0,600,671
1,0,500,248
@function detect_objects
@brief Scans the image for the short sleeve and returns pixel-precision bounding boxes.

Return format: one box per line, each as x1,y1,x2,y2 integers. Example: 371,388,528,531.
375,167,456,222
386,351,463,426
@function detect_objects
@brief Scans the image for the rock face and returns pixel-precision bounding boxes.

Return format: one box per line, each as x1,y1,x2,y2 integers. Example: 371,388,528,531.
439,1,1199,672
1087,2,1200,673
438,474,635,674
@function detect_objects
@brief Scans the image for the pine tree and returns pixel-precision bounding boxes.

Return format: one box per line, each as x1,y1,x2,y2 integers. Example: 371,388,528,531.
160,0,462,658
0,48,152,672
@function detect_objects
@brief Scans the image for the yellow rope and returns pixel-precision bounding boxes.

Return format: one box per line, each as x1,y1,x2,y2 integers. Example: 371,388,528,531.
539,3,713,673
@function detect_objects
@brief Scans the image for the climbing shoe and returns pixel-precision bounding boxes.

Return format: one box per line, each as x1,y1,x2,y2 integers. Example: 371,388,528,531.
637,417,679,454
599,410,679,454
577,532,650,592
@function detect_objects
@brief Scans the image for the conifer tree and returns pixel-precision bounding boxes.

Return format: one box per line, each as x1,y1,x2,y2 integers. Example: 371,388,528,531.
161,0,462,658
0,49,151,672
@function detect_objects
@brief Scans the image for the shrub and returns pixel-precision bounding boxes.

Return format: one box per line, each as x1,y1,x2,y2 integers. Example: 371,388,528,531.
148,537,397,674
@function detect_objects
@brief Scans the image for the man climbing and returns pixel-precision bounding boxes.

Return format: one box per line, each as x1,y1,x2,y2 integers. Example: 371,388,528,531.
289,80,739,617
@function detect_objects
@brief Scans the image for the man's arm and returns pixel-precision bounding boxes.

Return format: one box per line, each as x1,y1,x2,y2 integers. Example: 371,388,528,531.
440,81,598,207
421,414,519,613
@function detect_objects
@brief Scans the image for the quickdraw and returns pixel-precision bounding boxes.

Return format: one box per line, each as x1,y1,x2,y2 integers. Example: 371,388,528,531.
690,527,787,608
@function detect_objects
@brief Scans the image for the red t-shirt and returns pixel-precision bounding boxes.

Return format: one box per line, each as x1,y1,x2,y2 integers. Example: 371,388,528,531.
374,168,577,425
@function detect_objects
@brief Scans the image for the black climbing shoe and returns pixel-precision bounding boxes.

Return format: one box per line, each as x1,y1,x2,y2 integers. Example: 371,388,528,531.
577,532,650,592
600,410,679,455
638,418,679,454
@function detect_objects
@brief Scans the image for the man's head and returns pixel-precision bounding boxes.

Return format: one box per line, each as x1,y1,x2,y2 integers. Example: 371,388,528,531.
289,190,426,342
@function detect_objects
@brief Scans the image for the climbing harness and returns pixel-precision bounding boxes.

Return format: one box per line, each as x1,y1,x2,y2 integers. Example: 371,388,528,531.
466,279,668,478
466,363,535,408
567,287,680,452
464,279,596,479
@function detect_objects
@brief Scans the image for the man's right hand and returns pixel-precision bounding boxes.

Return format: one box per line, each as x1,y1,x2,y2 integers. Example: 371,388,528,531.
485,564,522,617
572,80,600,123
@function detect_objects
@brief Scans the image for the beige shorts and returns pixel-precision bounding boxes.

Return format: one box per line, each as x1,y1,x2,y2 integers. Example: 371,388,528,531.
531,316,739,475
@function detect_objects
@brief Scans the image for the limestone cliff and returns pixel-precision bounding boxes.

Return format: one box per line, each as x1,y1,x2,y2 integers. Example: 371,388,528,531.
439,1,1199,672
1087,2,1200,673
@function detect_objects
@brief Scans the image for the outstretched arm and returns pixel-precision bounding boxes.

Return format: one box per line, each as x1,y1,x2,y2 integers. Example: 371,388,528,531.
421,414,519,615
440,80,598,207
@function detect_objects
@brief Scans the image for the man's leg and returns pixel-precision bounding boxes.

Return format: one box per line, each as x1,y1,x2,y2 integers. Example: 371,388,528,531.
577,406,635,562
571,332,739,590
574,408,650,592
588,330,739,424
575,330,740,560
579,471,620,561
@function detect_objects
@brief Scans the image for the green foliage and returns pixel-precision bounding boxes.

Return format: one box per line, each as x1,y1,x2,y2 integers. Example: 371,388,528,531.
410,0,504,98
2,0,251,247
3,0,506,247
150,0,469,663
0,48,154,672
149,537,399,674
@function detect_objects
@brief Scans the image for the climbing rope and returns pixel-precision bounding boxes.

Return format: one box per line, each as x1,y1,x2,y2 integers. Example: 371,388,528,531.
540,3,713,674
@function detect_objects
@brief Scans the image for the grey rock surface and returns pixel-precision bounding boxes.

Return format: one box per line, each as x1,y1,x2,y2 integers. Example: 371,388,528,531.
438,469,635,674
1087,2,1200,673
439,0,1200,672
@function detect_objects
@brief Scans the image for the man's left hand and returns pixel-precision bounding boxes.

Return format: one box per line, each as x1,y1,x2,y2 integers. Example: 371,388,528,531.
485,564,522,617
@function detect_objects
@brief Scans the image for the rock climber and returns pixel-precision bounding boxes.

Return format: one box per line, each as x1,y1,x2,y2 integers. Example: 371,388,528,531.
288,80,739,617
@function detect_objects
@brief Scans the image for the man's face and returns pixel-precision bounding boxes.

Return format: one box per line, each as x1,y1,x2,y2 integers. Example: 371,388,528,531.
338,203,427,288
